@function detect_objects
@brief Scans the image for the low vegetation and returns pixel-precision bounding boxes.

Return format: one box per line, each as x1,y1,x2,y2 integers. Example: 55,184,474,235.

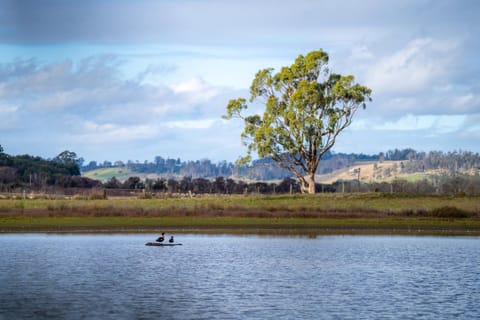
1,193,479,235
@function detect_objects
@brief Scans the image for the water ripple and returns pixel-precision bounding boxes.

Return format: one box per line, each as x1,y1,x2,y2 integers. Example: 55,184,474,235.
0,234,479,319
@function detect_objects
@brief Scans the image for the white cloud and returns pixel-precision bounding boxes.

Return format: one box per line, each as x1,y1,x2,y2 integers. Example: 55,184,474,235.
2,0,480,160
0,102,19,129
453,93,480,111
70,121,159,144
374,114,467,134
349,44,374,61
0,56,240,156
365,38,459,95
0,102,18,114
374,114,433,131
165,119,217,129
171,78,220,103
29,89,87,111
0,57,236,120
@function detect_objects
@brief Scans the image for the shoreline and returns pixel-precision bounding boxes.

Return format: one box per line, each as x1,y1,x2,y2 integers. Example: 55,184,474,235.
1,216,480,236
2,229,479,236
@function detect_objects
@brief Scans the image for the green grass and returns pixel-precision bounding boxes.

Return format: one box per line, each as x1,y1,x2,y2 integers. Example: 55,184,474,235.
1,193,479,234
382,173,435,182
83,167,135,182
1,216,480,235
1,193,479,213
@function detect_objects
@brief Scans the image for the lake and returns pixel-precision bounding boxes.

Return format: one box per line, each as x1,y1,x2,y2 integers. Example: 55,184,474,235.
0,234,479,319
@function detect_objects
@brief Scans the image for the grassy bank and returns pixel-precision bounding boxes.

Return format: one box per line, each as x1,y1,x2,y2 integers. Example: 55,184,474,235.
1,193,479,235
1,216,480,236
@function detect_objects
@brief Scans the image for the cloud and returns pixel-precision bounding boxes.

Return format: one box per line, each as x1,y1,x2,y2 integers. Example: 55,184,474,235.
349,45,374,61
365,38,459,95
68,121,159,144
171,78,219,103
0,56,127,106
1,1,480,160
373,114,467,134
453,93,480,112
0,102,19,129
165,119,217,129
0,55,245,160
0,56,217,119
357,35,480,122
6,0,476,46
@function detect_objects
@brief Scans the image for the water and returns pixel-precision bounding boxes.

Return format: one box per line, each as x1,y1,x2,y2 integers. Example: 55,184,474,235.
0,234,479,319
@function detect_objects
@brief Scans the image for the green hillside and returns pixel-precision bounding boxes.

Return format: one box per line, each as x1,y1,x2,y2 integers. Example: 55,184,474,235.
83,167,136,182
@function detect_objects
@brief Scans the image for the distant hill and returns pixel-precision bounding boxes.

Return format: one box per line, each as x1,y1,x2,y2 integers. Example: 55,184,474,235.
83,167,179,182
83,159,480,184
81,149,480,183
83,167,135,182
316,160,438,184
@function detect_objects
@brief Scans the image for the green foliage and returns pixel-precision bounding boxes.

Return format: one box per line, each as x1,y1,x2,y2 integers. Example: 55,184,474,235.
53,150,81,176
224,49,372,193
0,148,81,187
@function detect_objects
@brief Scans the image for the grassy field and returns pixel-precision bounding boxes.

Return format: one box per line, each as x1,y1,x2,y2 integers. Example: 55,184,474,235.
1,193,479,235
83,167,136,181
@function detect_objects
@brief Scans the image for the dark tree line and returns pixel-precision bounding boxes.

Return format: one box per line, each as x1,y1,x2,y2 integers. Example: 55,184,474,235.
101,176,305,195
96,174,478,196
0,147,81,190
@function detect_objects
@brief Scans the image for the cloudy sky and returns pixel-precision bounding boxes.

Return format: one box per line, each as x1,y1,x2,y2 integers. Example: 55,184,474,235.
0,0,479,163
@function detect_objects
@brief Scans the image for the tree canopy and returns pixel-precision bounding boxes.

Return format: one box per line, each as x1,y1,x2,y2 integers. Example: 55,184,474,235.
0,148,82,188
224,49,372,193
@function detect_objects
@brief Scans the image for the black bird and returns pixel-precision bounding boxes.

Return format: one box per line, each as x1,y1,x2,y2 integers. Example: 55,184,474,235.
156,232,165,242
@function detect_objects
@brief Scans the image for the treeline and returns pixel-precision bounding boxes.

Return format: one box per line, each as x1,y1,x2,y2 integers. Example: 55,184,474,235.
396,150,480,173
8,170,476,197
63,174,480,196
133,173,480,195
82,151,376,180
103,176,305,194
2,144,479,196
0,147,81,189
81,149,480,180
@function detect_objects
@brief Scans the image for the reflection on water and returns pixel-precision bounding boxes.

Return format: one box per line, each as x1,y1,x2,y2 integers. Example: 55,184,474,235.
0,234,479,319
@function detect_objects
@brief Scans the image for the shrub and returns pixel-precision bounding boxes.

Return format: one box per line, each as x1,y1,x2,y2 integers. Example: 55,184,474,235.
430,206,471,219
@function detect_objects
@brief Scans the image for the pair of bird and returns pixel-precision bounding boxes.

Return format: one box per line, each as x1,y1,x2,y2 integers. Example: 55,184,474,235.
156,232,174,243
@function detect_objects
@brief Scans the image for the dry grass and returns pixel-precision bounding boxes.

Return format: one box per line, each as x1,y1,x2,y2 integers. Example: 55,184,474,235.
0,193,478,219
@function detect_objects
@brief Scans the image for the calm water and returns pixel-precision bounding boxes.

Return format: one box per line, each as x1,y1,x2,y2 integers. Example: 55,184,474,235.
0,234,479,319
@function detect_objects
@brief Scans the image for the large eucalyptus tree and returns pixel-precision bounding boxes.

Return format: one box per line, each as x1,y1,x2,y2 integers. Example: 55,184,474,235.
224,49,372,194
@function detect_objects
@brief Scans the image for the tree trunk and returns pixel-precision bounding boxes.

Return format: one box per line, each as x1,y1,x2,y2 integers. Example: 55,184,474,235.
307,172,316,194
300,179,307,194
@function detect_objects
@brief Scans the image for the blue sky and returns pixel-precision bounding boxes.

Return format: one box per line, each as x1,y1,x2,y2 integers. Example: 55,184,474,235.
0,0,479,163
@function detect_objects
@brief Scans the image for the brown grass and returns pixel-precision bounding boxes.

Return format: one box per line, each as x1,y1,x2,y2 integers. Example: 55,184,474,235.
3,204,478,220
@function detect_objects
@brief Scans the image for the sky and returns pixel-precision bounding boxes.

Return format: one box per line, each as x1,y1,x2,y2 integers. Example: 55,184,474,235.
0,0,479,163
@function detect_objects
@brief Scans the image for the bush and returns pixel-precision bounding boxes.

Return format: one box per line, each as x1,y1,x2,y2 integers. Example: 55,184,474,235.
430,206,471,218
